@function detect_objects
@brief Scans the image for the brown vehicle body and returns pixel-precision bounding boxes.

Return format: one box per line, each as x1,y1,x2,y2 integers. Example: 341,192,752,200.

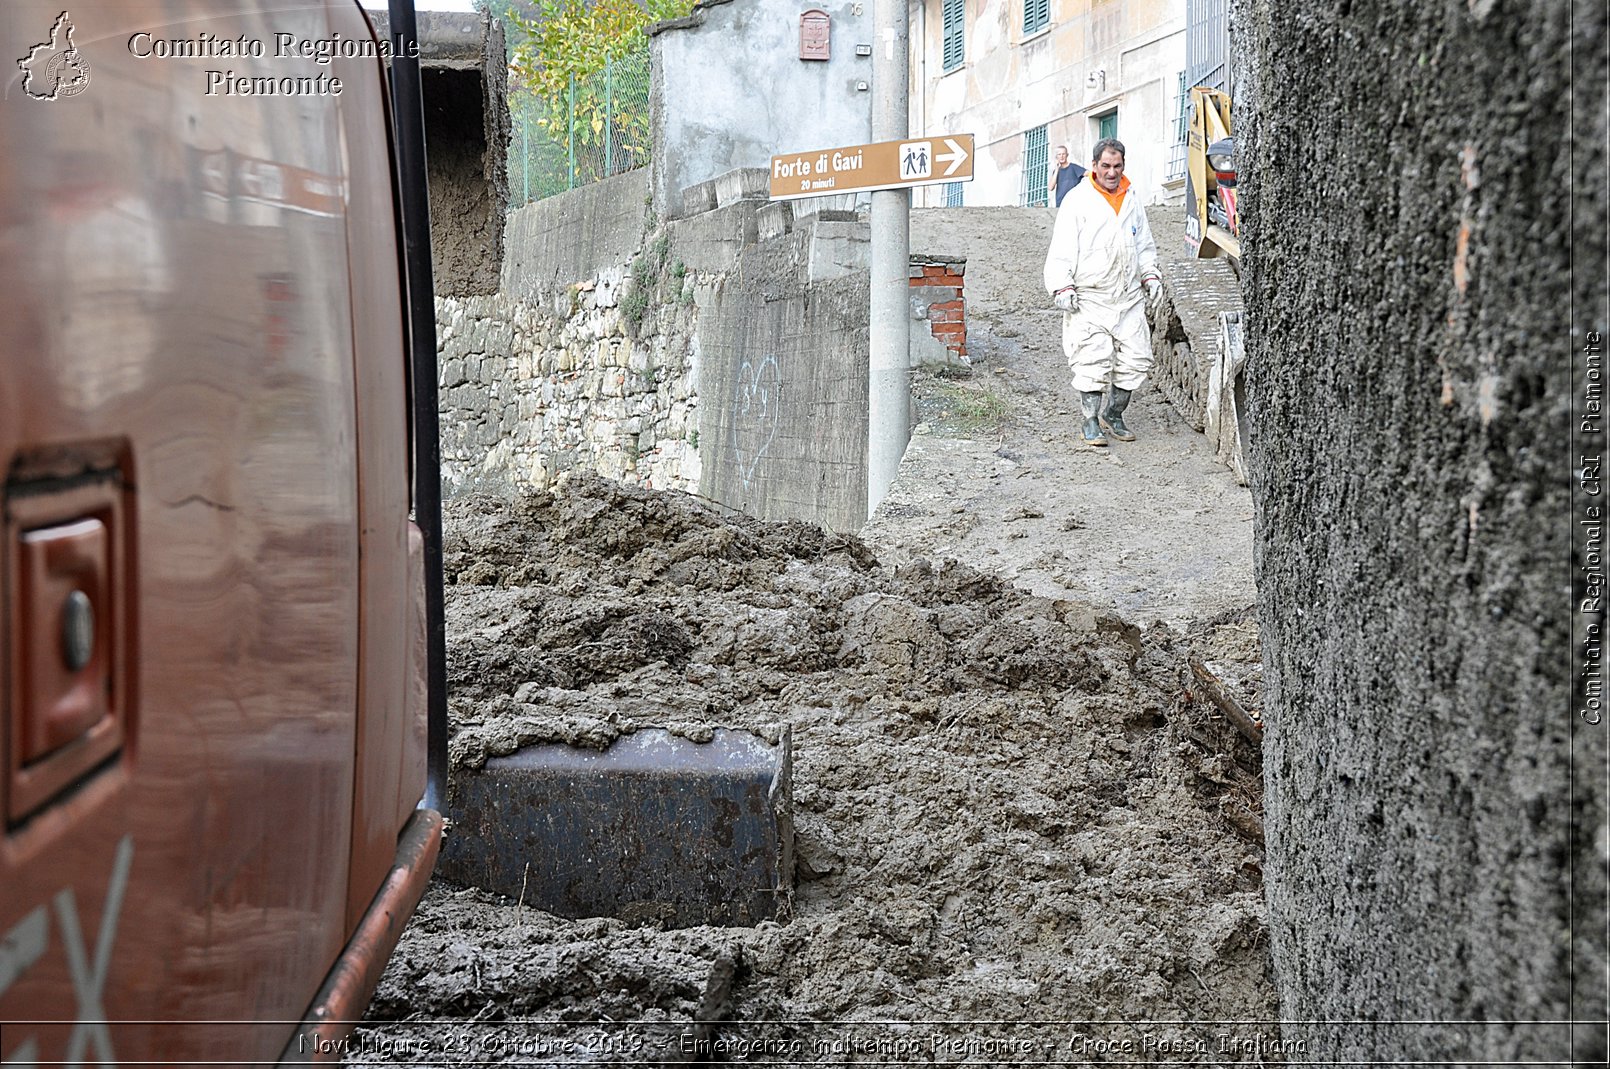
0,1,439,1061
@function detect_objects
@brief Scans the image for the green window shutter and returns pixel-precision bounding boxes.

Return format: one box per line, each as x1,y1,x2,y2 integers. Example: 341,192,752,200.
943,0,965,71
1099,110,1118,140
1021,124,1049,206
1024,0,1049,35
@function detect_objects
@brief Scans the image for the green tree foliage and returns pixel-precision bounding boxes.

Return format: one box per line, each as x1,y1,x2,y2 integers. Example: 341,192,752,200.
508,0,693,187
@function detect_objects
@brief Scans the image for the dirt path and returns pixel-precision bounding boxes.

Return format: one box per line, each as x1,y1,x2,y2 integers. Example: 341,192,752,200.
868,208,1255,629
353,208,1274,1066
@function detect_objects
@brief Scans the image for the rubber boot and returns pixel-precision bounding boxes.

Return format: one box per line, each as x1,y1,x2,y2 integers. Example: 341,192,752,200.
1079,391,1108,447
1101,387,1137,442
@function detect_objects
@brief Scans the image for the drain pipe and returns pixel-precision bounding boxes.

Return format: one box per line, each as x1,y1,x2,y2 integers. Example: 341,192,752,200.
388,0,448,814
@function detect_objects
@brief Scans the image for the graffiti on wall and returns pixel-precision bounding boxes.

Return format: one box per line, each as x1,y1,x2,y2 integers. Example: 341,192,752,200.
731,353,782,488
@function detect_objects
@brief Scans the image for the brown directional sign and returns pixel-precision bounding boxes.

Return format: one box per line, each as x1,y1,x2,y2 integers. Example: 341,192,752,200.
768,133,975,200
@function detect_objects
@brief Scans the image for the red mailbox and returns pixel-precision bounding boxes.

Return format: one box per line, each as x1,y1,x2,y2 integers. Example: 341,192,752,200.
800,9,830,60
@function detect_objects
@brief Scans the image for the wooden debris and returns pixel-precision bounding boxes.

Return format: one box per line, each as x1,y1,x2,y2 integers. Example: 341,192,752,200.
669,951,740,1064
1220,796,1265,845
1187,656,1264,745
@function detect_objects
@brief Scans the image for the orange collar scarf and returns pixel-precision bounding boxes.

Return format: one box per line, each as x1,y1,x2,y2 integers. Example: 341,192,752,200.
1094,174,1131,215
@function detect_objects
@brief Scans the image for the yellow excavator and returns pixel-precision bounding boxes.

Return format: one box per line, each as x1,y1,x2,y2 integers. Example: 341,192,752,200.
1185,86,1239,270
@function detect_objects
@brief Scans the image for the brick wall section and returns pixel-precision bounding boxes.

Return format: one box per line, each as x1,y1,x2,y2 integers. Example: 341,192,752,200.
909,255,967,362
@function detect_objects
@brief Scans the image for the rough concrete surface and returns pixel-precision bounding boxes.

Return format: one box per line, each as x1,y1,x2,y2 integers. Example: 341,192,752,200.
502,170,653,299
353,207,1280,1063
696,266,869,533
370,9,508,296
1238,0,1607,1061
425,64,503,297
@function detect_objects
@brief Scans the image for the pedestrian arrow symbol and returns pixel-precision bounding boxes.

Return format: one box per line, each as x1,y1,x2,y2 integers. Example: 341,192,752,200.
899,142,932,180
934,137,970,176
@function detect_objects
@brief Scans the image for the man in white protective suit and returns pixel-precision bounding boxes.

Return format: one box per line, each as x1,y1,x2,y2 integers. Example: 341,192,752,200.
1042,138,1163,447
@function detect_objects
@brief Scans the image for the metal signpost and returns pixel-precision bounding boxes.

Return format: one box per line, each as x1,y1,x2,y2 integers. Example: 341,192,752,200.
768,130,975,520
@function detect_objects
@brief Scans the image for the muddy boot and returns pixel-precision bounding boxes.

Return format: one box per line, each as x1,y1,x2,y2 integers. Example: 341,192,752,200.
1079,391,1108,447
1101,387,1137,442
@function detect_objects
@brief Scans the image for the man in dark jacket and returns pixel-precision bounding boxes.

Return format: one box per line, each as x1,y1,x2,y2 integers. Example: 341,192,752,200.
1050,144,1085,207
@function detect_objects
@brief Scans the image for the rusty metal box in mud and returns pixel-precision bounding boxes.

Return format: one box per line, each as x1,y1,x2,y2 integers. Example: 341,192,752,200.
439,727,793,927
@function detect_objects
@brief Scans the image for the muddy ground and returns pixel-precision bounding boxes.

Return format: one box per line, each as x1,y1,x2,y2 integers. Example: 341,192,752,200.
353,208,1274,1066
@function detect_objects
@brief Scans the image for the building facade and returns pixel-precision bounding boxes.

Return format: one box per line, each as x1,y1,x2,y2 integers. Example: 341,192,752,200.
910,0,1187,207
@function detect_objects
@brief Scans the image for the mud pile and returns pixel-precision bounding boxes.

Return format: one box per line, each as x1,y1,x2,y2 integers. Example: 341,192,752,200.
356,475,1275,1064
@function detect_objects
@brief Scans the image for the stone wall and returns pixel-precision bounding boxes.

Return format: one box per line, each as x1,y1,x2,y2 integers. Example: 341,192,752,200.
1149,257,1241,432
437,166,883,532
1148,205,1246,481
436,288,700,499
1239,0,1606,1061
437,169,694,498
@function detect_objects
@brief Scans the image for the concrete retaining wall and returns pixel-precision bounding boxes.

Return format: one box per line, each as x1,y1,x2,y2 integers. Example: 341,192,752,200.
694,251,869,530
669,189,873,530
438,168,879,532
502,168,654,298
1240,0,1606,1060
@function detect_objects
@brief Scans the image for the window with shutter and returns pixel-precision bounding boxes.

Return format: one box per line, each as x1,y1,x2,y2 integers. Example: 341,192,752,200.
1021,125,1049,207
1023,0,1049,35
942,0,965,71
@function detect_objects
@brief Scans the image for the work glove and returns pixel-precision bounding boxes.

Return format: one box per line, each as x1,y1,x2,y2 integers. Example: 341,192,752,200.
1053,287,1079,313
1143,275,1163,311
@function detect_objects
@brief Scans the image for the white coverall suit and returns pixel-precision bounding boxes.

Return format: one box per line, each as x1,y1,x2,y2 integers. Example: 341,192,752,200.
1042,176,1159,393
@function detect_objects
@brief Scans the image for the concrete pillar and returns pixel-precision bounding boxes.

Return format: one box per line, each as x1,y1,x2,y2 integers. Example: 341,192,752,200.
1241,0,1607,1061
867,0,910,518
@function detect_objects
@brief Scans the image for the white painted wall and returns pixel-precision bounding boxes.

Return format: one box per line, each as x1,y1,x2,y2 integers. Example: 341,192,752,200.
651,0,875,214
909,0,1186,207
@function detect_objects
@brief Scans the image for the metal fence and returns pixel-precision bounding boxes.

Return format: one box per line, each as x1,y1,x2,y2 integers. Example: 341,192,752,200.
1167,71,1189,182
507,46,652,208
1186,0,1230,94
1020,124,1049,207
